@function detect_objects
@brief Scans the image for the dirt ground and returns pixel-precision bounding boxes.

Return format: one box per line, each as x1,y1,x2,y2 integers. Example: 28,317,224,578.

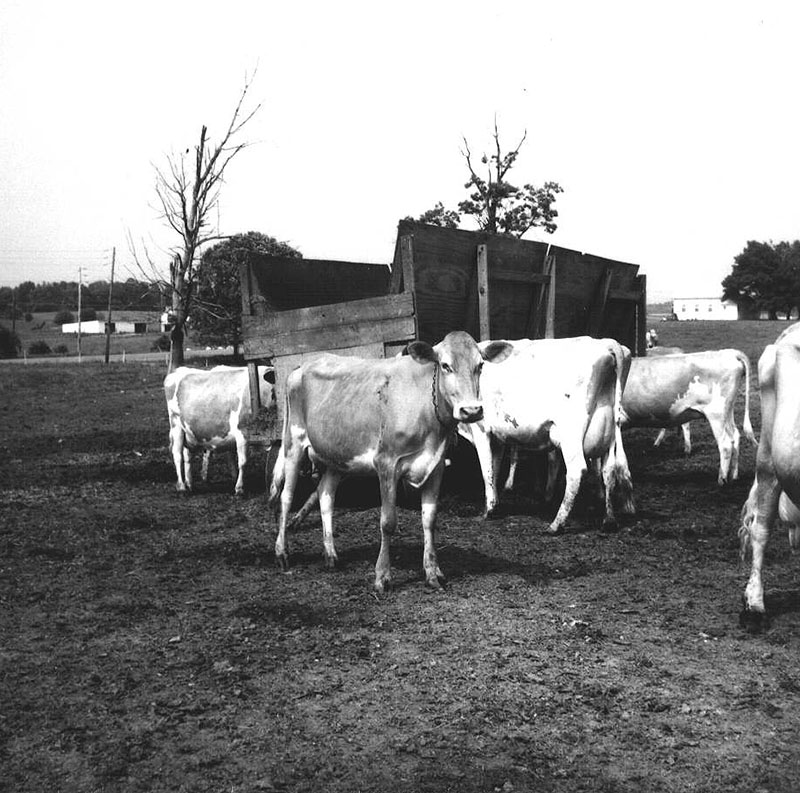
2,335,800,792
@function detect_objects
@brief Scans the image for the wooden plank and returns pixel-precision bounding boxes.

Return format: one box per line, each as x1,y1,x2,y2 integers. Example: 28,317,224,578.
489,269,551,285
545,257,556,338
247,363,262,413
587,267,614,336
400,235,416,295
608,287,645,302
244,292,414,336
526,251,553,339
243,315,417,359
477,244,490,340
636,274,648,355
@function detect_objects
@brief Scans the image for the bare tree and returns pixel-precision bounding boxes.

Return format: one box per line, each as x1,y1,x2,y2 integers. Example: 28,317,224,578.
131,73,260,371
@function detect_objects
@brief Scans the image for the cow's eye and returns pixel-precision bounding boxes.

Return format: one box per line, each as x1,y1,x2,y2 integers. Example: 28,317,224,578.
476,362,484,375
441,362,453,374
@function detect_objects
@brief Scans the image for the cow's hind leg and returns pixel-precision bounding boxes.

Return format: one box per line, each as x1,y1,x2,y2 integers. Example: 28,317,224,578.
169,423,190,492
547,440,586,533
232,429,248,495
317,468,342,569
741,474,780,624
274,440,305,571
420,461,446,590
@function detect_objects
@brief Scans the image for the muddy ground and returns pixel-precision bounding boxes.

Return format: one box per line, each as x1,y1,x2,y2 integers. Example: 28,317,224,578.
2,327,800,792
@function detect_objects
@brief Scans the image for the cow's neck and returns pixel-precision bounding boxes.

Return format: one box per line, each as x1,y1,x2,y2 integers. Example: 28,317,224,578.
431,364,453,429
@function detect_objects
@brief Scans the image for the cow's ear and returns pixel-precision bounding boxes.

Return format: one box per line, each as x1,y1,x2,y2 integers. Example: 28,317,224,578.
406,340,437,364
481,340,513,364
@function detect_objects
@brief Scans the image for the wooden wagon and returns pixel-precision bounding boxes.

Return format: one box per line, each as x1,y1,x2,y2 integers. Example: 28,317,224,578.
238,220,647,430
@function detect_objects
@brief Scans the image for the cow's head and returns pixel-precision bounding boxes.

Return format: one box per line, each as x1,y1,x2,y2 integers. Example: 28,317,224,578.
408,331,513,423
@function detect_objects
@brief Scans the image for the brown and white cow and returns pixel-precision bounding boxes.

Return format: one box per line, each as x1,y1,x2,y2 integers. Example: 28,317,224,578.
164,365,273,495
620,349,756,484
268,331,512,593
459,336,635,533
740,323,800,620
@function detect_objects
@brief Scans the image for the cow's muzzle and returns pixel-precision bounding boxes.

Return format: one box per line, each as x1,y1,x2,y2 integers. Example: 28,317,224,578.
457,403,484,423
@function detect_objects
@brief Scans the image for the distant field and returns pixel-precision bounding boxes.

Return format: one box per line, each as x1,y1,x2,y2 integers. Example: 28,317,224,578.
2,311,219,358
649,319,794,363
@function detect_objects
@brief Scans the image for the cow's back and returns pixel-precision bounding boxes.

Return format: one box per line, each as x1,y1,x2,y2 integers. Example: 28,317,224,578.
166,366,250,447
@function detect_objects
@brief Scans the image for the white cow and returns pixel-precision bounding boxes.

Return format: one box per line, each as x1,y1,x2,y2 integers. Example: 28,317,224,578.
164,365,274,495
620,349,756,484
740,323,800,620
268,332,513,593
460,336,635,533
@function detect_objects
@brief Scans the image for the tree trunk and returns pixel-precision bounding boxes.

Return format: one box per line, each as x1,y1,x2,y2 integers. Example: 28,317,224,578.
169,324,185,371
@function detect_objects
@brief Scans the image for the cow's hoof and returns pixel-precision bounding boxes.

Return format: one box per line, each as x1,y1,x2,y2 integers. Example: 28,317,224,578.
374,578,392,597
601,518,619,533
425,574,446,592
275,554,290,572
739,606,767,633
544,523,562,534
324,554,338,570
484,506,502,520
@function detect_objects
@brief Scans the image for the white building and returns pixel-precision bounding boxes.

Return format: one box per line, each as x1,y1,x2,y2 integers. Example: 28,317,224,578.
672,297,738,321
62,320,145,334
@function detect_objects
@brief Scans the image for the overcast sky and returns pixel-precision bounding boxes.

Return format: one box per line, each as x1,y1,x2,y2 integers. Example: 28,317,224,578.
1,0,799,302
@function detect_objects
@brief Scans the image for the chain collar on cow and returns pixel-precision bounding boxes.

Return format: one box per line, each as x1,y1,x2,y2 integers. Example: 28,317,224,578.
431,362,452,428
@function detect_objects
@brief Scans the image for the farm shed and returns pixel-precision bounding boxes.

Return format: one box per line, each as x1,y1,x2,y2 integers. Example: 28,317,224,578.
673,297,738,321
239,221,647,420
61,319,145,335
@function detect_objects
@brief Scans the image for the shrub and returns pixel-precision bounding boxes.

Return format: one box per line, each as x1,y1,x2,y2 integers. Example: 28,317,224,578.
151,334,171,352
53,344,69,355
0,324,22,358
80,307,97,322
28,340,52,356
24,312,33,322
53,309,75,326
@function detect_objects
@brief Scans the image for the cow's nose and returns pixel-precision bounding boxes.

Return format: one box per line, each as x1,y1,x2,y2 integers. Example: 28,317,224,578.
458,404,484,423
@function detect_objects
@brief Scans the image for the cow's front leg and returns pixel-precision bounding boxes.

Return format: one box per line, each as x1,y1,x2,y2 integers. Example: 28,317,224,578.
420,461,446,590
374,466,399,595
317,468,342,569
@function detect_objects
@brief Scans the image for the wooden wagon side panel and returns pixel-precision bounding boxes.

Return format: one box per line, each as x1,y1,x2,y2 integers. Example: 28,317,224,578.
394,221,646,352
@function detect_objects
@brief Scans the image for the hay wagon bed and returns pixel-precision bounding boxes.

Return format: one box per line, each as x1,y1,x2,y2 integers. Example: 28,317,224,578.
238,221,647,441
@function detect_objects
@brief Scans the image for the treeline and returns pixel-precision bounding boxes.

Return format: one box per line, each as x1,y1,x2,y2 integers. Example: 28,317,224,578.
0,279,164,318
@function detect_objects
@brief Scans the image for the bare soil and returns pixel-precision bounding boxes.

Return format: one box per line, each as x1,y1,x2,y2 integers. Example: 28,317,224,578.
2,321,800,792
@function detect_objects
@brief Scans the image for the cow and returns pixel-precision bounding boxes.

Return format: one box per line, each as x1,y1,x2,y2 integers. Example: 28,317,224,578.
459,336,635,533
268,331,513,593
164,365,274,495
740,323,800,621
620,349,756,485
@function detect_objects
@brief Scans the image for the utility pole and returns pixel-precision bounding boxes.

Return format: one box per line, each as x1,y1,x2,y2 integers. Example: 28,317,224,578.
77,266,82,362
104,247,116,364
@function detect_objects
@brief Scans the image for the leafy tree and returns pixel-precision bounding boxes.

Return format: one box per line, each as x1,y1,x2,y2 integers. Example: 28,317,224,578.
412,120,563,238
0,324,21,358
193,231,302,357
53,309,76,326
722,240,800,319
405,202,460,228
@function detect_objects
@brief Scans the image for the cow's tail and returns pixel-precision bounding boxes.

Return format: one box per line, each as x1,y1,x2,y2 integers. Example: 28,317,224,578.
610,345,635,516
737,350,758,447
267,390,291,512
